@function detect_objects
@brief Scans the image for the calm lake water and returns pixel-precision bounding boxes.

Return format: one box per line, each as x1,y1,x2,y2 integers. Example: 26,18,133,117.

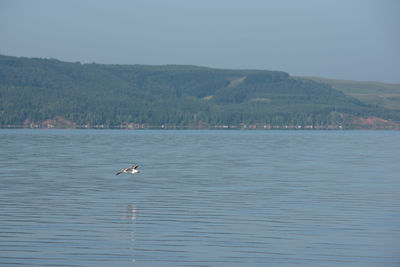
0,129,399,266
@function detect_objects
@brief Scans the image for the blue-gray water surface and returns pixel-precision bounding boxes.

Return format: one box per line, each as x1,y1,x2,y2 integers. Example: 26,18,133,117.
0,130,399,266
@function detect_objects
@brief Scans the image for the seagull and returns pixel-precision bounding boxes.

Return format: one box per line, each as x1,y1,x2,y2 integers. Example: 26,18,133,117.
116,165,140,175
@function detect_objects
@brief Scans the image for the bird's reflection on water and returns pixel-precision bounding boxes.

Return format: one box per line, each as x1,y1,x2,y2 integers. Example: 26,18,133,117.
125,204,138,263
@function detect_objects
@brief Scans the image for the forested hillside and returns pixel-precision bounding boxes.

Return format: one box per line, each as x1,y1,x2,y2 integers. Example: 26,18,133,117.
1,55,399,129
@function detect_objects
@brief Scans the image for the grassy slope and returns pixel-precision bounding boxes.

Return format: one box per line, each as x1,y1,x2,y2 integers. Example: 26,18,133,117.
300,77,400,110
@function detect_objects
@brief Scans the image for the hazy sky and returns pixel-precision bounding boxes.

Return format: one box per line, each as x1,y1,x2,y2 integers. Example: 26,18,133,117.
1,0,399,83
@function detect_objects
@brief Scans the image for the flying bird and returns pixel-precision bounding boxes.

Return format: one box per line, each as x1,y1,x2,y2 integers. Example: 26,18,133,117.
116,165,140,175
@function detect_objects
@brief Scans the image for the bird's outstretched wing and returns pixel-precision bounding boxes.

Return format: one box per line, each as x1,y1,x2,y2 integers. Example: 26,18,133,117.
133,165,139,169
116,168,126,175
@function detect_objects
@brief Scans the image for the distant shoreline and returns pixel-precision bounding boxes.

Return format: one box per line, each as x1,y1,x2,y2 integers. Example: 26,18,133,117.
1,125,399,130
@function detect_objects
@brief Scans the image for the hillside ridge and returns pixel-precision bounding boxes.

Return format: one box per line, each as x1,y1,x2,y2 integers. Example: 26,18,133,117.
1,55,399,129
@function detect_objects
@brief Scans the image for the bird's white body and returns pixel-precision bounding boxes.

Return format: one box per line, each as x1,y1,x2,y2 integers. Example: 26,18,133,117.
128,168,139,174
116,165,140,175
